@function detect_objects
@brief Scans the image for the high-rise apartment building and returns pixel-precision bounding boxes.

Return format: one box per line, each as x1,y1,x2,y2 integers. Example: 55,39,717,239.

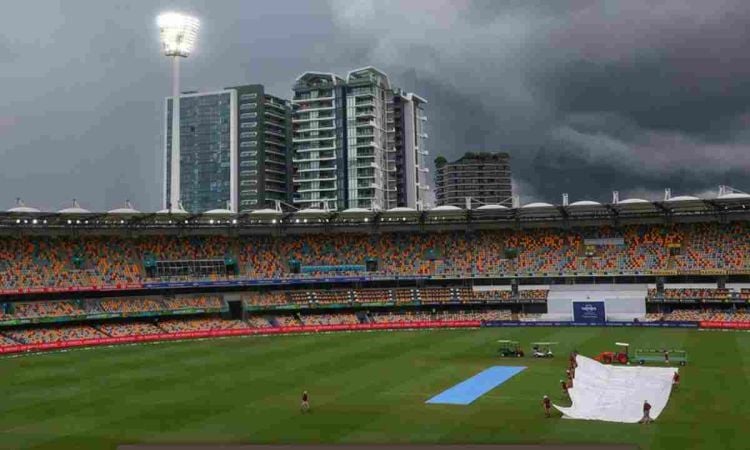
164,85,292,213
391,89,430,209
291,73,348,210
291,67,429,211
434,152,512,207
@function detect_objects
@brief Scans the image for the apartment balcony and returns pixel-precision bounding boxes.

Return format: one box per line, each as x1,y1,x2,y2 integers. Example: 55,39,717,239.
293,174,337,183
292,114,334,123
295,185,338,193
294,124,335,133
293,135,336,143
264,128,286,139
355,120,377,128
265,166,287,175
354,109,375,118
295,105,335,113
265,148,287,158
264,109,287,122
265,99,288,110
294,196,338,205
292,95,334,104
293,155,337,164
294,145,336,153
355,141,383,150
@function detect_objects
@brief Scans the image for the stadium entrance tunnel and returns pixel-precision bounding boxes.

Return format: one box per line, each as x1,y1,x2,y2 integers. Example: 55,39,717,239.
227,300,243,320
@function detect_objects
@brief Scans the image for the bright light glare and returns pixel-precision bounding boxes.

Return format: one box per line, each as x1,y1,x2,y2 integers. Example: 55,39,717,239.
157,12,200,57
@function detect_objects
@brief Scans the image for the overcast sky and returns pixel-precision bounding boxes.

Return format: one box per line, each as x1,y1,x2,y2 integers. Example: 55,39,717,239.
1,0,749,211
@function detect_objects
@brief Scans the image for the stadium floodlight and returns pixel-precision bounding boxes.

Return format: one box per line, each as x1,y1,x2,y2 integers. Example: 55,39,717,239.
157,12,200,211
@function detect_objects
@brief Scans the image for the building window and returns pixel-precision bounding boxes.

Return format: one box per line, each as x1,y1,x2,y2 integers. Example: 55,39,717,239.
240,131,258,138
240,121,257,129
240,102,257,110
240,141,257,147
240,112,258,119
240,93,258,100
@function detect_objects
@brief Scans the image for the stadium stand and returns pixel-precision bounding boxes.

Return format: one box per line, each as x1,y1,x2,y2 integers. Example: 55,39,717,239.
98,322,164,337
246,317,272,328
100,297,166,313
12,300,84,318
1,224,750,291
162,295,223,310
0,333,19,345
157,318,249,332
300,313,360,325
6,324,106,344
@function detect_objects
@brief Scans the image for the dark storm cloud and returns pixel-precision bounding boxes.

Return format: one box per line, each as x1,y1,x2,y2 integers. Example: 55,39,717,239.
329,0,750,202
1,0,749,209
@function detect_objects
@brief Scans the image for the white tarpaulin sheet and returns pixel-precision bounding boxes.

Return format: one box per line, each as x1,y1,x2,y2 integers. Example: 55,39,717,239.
554,355,677,423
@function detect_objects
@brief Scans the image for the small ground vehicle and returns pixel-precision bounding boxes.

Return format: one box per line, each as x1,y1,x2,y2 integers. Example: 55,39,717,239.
594,342,630,364
497,339,524,357
531,342,557,358
635,348,688,366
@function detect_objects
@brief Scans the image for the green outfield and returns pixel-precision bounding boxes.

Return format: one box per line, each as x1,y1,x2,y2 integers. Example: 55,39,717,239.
1,327,748,449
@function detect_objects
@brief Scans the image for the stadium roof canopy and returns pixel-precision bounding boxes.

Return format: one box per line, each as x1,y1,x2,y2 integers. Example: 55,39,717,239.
203,209,234,215
475,204,509,210
3,187,750,233
7,205,41,213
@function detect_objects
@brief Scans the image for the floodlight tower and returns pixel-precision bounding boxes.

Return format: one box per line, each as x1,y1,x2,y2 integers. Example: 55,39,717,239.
157,12,200,211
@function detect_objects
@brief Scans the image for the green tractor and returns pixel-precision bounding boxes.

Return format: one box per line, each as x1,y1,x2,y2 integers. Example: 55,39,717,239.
497,340,524,357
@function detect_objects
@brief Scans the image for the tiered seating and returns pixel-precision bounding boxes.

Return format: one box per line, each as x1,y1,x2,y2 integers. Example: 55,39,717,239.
98,322,164,337
1,224,750,291
162,295,222,310
100,297,166,313
370,312,434,323
657,309,750,322
438,310,512,321
158,318,248,332
651,288,732,301
416,288,453,303
288,291,314,304
0,334,19,345
310,290,351,304
300,313,360,325
394,289,415,303
12,300,84,318
452,287,473,301
274,316,301,327
6,324,105,344
471,290,513,301
519,289,549,300
352,289,393,303
243,291,288,306
247,316,272,328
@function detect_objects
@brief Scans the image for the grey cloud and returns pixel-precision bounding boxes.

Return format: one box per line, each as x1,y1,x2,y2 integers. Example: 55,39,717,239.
0,0,748,211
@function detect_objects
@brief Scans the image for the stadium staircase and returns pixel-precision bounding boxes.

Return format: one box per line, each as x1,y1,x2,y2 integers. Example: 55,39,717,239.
94,325,112,338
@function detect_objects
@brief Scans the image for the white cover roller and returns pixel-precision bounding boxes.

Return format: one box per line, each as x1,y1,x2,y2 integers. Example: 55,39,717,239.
554,355,677,423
